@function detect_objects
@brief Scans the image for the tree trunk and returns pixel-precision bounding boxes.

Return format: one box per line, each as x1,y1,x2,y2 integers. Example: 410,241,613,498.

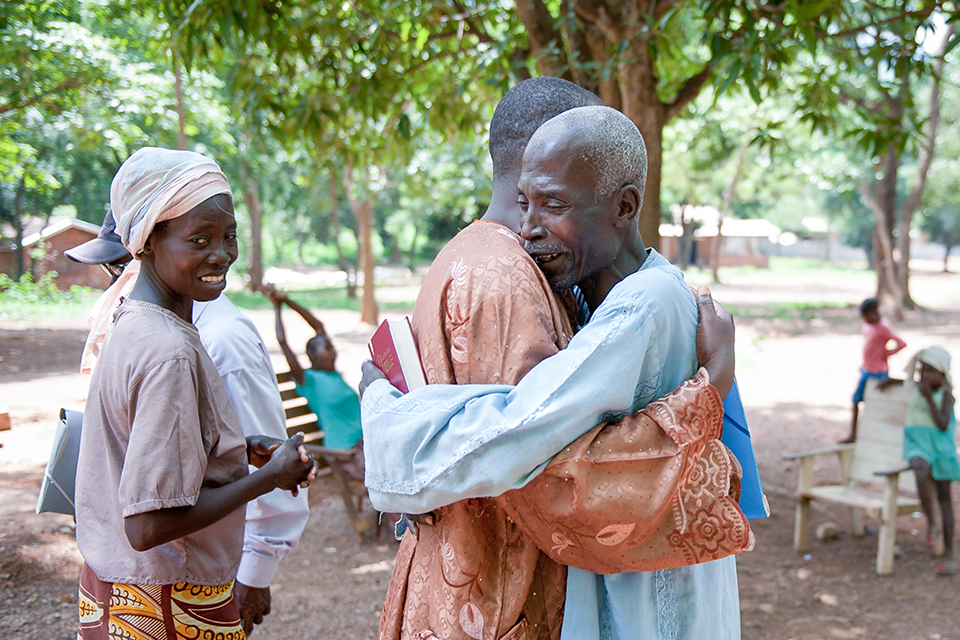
296,233,306,266
241,161,264,291
355,198,378,325
172,50,188,151
408,220,421,272
614,39,665,253
13,176,26,279
945,244,953,273
342,159,378,325
676,202,694,270
894,23,952,309
856,146,904,320
710,140,750,283
328,168,357,298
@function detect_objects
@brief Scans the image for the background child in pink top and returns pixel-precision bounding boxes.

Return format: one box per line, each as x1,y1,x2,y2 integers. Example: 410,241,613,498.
840,297,907,442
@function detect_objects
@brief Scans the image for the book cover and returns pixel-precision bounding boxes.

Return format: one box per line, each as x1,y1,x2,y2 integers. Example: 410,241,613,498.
721,377,769,519
368,317,427,394
36,408,82,516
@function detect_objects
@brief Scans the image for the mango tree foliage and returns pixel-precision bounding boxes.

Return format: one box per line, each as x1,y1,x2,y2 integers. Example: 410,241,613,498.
511,0,869,249
919,62,960,272
159,0,513,321
1,1,117,274
784,5,957,317
0,1,238,278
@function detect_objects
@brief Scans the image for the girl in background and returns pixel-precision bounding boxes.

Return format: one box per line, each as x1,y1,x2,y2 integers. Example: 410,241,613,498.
901,347,958,576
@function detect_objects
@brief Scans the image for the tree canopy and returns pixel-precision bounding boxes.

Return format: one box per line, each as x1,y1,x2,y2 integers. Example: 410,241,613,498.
3,0,960,320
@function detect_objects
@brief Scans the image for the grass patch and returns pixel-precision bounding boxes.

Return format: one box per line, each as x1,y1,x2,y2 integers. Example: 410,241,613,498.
727,300,853,321
0,294,101,320
228,286,419,312
0,273,101,320
682,256,872,286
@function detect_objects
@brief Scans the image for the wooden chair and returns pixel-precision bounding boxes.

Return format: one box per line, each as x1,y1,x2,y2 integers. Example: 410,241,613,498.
276,370,378,543
783,379,943,575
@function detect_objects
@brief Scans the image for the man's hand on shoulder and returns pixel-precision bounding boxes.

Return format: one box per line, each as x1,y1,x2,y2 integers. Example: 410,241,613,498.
359,359,387,398
234,582,271,635
695,285,735,398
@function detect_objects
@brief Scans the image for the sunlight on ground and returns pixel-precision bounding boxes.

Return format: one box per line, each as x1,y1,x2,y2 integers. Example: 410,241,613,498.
350,560,394,575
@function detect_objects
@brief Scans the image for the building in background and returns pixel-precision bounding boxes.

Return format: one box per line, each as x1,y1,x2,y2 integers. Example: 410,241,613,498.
0,218,111,289
660,204,781,269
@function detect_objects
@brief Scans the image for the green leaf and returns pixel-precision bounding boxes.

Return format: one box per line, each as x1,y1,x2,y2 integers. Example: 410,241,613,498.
415,25,429,51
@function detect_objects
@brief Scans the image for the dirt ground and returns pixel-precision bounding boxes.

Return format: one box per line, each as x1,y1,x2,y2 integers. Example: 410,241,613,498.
3,263,960,640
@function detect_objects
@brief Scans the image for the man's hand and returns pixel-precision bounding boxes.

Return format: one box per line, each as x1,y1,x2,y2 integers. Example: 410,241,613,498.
359,359,387,398
695,285,735,399
234,582,271,636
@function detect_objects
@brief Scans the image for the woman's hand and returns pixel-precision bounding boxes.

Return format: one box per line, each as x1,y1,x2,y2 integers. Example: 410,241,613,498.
261,433,319,497
695,285,735,399
246,435,282,468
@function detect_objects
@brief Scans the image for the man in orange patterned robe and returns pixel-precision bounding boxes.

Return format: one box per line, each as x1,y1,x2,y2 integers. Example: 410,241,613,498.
365,80,749,640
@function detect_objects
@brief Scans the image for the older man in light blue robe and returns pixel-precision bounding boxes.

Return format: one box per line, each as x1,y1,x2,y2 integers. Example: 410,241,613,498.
362,106,740,640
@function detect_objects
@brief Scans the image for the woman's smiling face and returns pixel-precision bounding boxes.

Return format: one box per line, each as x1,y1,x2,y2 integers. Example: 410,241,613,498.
142,194,238,303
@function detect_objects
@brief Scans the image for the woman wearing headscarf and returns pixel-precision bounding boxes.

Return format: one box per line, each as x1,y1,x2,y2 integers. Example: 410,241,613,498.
75,148,317,639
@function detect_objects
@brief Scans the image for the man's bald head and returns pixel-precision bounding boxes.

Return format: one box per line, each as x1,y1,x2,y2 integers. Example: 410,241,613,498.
525,105,648,207
518,106,647,302
489,77,604,181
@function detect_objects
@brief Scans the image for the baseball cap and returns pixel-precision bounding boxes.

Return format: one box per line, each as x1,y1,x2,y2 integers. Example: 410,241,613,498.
65,210,132,265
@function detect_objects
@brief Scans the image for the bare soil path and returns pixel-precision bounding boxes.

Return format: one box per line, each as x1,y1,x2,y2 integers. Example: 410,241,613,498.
3,264,960,639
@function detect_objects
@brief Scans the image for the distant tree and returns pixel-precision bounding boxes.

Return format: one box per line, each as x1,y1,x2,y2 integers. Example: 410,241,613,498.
791,5,956,317
509,0,953,256
919,206,960,271
164,0,504,323
0,1,115,275
822,188,876,267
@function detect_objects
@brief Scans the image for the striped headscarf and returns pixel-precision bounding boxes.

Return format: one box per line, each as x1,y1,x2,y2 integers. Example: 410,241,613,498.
111,147,232,256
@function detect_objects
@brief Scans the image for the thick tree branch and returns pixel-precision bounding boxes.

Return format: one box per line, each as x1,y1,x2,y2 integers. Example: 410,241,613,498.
902,23,954,218
449,0,496,44
0,78,85,115
664,64,713,121
515,0,571,78
828,8,936,40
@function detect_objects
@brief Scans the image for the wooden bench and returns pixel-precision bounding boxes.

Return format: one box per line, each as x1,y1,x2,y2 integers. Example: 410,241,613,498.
783,379,943,575
276,370,378,543
276,370,324,441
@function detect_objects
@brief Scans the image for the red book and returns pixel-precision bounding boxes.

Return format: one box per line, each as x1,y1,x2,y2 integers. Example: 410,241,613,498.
368,317,427,394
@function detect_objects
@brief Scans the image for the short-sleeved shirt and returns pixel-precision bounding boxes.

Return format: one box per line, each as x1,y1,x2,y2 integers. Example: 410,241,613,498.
862,318,905,373
76,299,248,586
296,369,362,449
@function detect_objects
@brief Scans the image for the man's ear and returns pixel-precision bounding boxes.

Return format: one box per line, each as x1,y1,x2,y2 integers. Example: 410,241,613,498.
613,185,642,228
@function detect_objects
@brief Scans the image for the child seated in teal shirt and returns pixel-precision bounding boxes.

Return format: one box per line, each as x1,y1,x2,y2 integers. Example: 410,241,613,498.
264,286,362,450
